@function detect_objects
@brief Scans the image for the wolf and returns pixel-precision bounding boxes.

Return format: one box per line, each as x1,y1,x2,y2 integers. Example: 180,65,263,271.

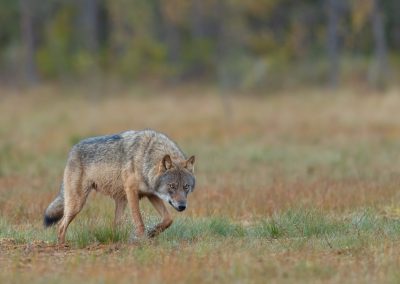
44,129,196,244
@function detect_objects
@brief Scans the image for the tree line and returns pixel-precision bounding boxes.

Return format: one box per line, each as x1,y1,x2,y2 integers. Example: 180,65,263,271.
1,0,398,89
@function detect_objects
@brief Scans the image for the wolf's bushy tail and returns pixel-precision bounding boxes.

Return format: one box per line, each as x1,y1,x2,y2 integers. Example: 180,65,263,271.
44,183,64,227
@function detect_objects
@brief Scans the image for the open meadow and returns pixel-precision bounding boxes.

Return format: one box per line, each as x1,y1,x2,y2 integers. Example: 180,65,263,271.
1,85,400,283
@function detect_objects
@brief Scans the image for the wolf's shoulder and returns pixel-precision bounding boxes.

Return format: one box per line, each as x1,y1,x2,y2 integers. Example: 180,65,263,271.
121,129,172,142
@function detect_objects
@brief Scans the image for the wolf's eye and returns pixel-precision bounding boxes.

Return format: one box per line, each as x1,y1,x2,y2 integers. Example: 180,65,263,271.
183,184,190,191
168,183,176,193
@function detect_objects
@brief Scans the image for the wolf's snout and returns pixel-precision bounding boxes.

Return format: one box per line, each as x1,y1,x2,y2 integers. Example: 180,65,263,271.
169,200,187,211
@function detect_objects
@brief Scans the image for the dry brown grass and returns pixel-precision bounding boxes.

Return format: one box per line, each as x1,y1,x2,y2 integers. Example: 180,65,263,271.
1,85,400,283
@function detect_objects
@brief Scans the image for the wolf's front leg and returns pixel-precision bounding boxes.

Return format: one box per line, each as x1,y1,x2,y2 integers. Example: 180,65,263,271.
114,197,127,229
147,195,173,238
124,177,145,239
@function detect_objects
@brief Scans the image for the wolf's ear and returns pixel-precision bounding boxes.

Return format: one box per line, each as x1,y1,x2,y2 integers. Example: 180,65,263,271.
185,155,195,172
160,154,173,171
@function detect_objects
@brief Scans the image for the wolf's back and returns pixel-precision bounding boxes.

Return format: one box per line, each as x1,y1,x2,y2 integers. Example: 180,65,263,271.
44,184,64,227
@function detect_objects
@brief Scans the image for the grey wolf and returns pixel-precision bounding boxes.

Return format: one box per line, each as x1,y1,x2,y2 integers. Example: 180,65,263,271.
44,129,196,244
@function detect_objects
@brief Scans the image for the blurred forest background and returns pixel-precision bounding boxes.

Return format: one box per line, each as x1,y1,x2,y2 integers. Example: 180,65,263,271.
4,2,400,283
0,0,399,90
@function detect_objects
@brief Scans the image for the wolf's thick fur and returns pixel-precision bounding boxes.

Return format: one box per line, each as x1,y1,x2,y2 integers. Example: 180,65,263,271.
44,129,196,244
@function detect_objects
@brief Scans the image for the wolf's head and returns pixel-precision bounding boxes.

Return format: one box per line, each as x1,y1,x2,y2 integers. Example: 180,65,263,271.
154,154,196,212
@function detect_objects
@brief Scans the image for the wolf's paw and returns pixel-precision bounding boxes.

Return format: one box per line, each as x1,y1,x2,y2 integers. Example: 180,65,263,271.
147,226,161,238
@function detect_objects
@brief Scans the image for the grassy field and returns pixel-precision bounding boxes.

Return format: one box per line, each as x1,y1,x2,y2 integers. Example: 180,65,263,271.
1,85,400,283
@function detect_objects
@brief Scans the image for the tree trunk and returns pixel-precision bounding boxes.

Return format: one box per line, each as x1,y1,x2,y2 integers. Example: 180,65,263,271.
164,22,181,65
370,0,388,89
327,0,339,89
153,0,164,42
20,0,38,84
191,0,205,38
81,0,99,52
79,0,102,98
159,2,182,82
216,0,233,124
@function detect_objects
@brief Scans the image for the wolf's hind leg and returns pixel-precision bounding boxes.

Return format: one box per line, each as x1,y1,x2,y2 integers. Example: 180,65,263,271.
57,189,89,245
114,197,127,228
57,170,90,245
147,195,173,238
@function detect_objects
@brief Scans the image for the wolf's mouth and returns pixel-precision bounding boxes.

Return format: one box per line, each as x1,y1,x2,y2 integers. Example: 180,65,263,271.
169,200,185,212
168,200,176,209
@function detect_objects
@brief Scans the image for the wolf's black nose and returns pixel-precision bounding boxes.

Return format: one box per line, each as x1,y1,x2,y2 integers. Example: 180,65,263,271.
177,205,186,211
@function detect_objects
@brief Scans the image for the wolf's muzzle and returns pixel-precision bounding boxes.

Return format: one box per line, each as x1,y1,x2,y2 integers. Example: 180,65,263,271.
169,200,187,212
